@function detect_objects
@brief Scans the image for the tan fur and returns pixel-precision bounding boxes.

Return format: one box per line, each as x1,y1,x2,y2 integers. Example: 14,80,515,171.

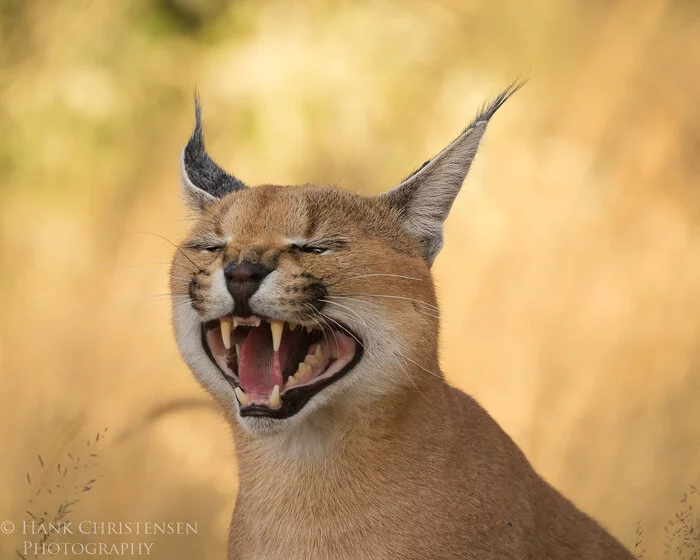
170,96,635,559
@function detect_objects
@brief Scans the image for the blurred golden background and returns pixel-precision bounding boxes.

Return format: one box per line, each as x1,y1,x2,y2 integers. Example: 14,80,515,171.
1,0,699,557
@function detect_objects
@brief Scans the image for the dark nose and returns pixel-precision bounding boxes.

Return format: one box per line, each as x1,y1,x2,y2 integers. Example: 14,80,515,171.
224,261,271,316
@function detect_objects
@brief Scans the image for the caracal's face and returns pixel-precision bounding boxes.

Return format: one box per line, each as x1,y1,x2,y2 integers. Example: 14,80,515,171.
170,86,515,435
170,184,435,435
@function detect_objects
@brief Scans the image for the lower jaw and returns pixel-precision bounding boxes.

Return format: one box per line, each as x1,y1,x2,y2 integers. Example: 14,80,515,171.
201,325,364,420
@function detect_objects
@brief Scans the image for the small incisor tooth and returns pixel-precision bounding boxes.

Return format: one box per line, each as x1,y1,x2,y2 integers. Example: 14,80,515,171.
288,322,297,331
234,387,249,406
270,320,284,352
296,362,312,381
306,326,313,333
220,318,232,349
270,385,281,408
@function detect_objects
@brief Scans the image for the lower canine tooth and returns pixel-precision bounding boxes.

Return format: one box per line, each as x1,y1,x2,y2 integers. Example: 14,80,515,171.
234,387,249,406
270,320,284,352
220,318,232,349
270,385,281,408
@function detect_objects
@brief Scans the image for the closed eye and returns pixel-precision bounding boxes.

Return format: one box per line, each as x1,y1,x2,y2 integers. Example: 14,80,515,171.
182,239,227,253
296,245,327,255
288,238,348,255
200,245,225,253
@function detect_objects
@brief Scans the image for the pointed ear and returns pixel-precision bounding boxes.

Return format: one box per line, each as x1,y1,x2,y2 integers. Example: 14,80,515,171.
180,95,247,212
380,82,523,266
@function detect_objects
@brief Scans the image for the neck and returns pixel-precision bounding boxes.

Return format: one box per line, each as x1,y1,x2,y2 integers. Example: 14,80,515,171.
227,358,454,553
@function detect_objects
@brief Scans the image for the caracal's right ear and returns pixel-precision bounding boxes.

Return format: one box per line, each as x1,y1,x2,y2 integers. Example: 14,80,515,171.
380,81,523,266
180,95,247,212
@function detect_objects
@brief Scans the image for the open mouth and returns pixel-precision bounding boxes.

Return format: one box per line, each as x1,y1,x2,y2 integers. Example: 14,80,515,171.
202,315,362,419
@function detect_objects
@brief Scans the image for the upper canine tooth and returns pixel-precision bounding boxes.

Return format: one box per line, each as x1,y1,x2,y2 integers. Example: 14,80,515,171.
234,387,249,407
220,318,232,349
270,320,284,352
270,385,281,408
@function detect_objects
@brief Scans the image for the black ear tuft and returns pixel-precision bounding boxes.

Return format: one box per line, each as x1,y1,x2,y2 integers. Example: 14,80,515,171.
471,80,525,128
180,94,247,210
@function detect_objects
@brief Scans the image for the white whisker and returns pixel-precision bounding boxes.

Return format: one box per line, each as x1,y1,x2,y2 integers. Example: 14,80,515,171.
318,299,371,336
327,273,423,285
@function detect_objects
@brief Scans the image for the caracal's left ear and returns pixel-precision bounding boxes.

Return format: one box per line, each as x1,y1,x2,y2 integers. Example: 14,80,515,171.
180,94,247,212
380,82,523,266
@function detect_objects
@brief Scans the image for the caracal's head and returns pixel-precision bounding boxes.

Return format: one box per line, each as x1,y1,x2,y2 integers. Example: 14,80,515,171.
170,86,519,435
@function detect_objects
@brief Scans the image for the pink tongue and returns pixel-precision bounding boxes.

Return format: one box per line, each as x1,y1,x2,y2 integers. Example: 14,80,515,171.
238,327,283,397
